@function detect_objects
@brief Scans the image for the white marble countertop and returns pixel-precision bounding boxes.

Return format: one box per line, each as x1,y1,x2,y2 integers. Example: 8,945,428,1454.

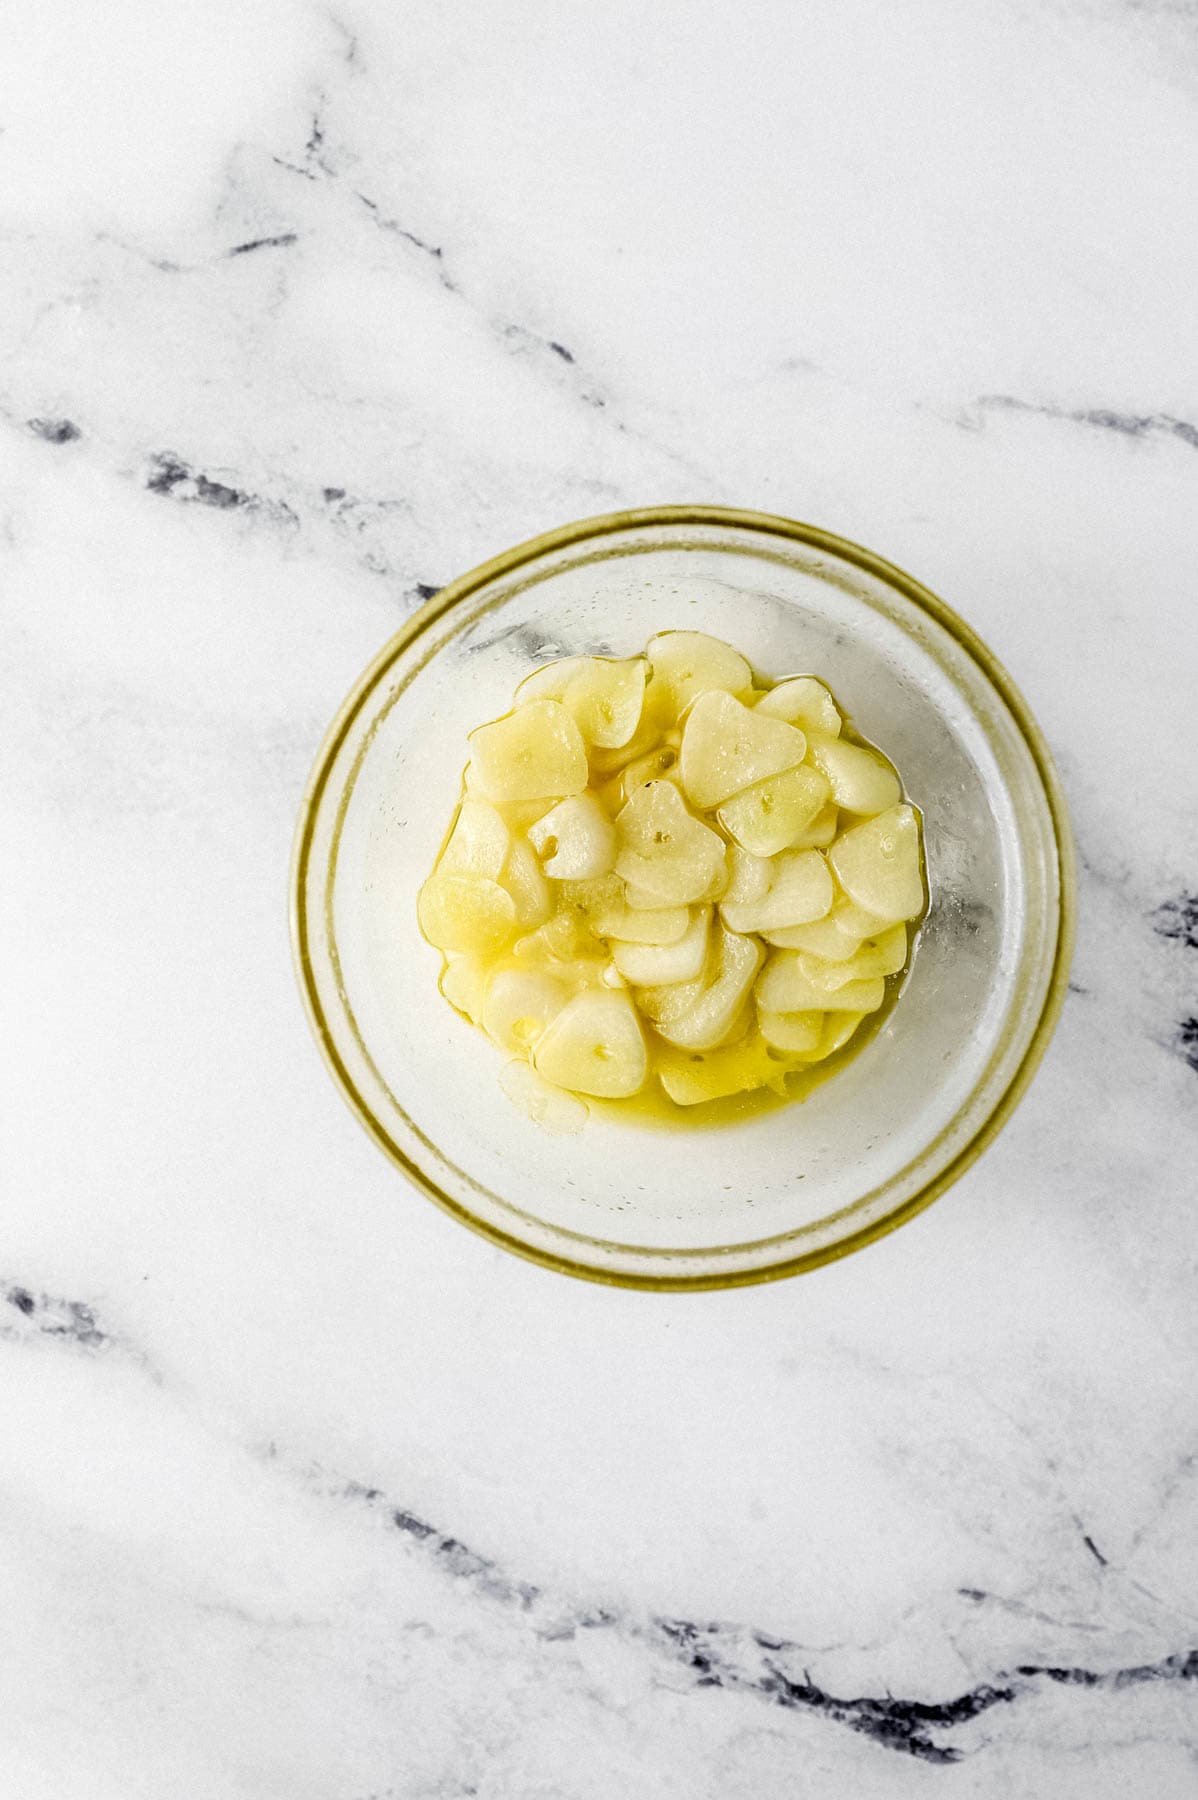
5,2,1198,1793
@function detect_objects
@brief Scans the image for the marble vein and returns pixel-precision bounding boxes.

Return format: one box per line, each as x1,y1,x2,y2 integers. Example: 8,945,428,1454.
255,1468,1198,1767
27,415,82,444
970,394,1198,451
5,0,1198,1791
3,1283,110,1352
1150,893,1198,1073
6,1283,1196,1773
143,451,263,514
1154,895,1198,952
226,231,299,258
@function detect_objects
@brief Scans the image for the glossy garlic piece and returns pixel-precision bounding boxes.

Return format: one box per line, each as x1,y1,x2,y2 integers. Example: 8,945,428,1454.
606,739,683,809
585,699,674,776
722,844,773,908
654,927,765,1051
556,872,625,921
658,1033,792,1106
614,780,726,907
717,764,830,857
490,794,557,834
763,898,881,957
595,899,691,944
635,969,709,1027
720,849,833,935
797,923,909,990
610,908,711,985
483,968,568,1054
786,800,840,849
516,655,646,749
437,799,510,880
646,631,753,714
805,736,901,815
756,1008,824,1053
807,1011,869,1063
679,690,806,810
754,676,842,737
533,989,648,1098
468,699,589,802
528,793,617,879
418,874,517,955
500,836,552,928
439,955,489,1024
757,951,886,1015
828,804,924,923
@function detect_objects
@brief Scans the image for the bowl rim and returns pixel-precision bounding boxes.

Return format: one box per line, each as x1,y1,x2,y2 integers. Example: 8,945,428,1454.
290,504,1076,1290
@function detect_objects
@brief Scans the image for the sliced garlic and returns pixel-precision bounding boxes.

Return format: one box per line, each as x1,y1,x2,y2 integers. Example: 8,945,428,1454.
529,792,617,879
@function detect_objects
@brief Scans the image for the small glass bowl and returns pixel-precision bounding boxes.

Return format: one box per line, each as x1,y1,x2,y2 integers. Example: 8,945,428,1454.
291,507,1074,1289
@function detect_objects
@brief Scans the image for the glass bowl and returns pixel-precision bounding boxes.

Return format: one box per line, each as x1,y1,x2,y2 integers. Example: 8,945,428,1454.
291,507,1073,1289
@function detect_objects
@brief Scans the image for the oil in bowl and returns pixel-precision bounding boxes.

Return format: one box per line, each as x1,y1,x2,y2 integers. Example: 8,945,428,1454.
416,631,927,1131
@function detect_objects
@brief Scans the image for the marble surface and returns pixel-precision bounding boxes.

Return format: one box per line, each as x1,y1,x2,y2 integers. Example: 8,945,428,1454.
4,1,1198,1792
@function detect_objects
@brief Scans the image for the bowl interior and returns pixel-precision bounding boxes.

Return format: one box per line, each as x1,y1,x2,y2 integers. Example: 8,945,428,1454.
295,513,1069,1286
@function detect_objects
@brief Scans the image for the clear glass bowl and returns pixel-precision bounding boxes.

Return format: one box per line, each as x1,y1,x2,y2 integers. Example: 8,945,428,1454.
291,508,1074,1288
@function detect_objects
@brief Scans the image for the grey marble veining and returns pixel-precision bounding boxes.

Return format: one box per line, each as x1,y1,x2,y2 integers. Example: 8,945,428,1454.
4,1,1198,1794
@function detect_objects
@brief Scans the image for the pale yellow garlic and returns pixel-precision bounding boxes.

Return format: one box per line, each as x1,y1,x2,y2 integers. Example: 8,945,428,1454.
594,900,691,945
533,989,648,1098
717,764,831,857
757,951,886,1015
807,1011,869,1062
635,971,709,1027
528,793,617,879
646,630,752,713
418,874,516,955
610,908,711,985
679,689,806,810
500,837,552,928
614,780,726,906
805,736,901,815
796,924,908,991
516,655,646,749
658,1033,791,1106
757,1008,824,1053
722,844,774,908
421,631,923,1119
654,927,764,1051
483,968,568,1054
828,805,924,923
720,849,833,934
469,699,588,802
439,955,489,1024
754,676,842,736
437,799,511,881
